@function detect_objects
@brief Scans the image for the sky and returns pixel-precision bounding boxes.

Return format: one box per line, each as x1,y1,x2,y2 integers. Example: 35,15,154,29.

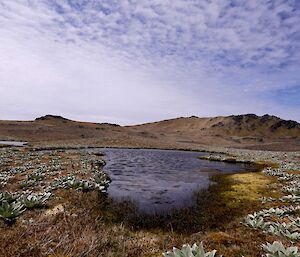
0,0,299,125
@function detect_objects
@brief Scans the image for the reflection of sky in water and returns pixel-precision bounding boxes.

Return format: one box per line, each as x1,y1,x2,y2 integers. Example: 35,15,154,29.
98,148,256,214
0,141,27,146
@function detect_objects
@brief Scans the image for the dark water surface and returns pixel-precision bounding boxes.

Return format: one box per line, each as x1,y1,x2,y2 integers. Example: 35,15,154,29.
98,148,256,214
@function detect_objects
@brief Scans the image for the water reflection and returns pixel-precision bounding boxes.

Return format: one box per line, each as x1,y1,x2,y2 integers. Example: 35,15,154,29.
0,141,27,146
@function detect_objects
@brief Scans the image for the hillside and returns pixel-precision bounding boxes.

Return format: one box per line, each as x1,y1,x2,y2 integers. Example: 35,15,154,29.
0,114,299,151
130,114,300,136
129,114,300,151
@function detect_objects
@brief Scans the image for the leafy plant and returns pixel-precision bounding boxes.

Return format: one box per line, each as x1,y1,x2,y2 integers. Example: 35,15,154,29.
244,213,271,230
0,192,20,203
260,206,300,217
261,197,276,203
19,179,37,189
20,193,51,208
27,171,44,182
163,243,220,257
9,166,27,174
64,178,95,191
65,179,82,189
78,180,95,191
283,186,300,196
262,241,300,257
290,218,300,228
0,173,11,188
268,223,300,241
94,172,111,192
280,195,300,203
51,175,75,190
0,201,26,221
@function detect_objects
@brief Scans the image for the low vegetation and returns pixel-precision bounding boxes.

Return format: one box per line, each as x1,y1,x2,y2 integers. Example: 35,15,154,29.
163,243,218,257
0,147,299,256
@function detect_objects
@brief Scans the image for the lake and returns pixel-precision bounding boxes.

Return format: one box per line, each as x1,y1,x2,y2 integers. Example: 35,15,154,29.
98,148,257,214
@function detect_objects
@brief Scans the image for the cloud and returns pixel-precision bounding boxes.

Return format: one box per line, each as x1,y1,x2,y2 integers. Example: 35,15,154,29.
0,0,299,123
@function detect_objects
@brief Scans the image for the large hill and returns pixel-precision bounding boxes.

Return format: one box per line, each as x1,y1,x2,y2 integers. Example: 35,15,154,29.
129,114,300,151
0,114,299,151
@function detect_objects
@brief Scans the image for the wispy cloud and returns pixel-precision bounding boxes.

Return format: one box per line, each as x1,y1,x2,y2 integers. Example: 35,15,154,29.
0,0,299,123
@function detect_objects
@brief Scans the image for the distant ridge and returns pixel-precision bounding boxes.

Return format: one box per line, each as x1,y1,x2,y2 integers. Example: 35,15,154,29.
133,113,297,127
0,113,299,151
33,113,300,131
129,113,300,144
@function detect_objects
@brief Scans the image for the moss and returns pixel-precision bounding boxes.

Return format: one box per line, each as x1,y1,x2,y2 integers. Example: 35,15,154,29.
223,172,270,200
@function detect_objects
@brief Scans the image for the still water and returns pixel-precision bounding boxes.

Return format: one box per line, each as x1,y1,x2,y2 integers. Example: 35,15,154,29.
0,141,27,146
98,148,256,214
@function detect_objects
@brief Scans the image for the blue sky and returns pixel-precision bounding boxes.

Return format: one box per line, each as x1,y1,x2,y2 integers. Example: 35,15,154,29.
0,0,299,124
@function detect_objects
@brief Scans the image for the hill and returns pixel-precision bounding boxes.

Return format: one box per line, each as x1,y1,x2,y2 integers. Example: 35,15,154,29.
0,114,299,151
130,114,300,138
129,114,300,151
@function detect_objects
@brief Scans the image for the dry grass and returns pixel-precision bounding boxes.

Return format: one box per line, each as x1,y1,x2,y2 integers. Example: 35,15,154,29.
0,191,164,257
223,172,278,202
